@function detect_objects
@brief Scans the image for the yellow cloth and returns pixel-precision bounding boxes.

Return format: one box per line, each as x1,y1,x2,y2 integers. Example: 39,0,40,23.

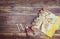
46,16,60,37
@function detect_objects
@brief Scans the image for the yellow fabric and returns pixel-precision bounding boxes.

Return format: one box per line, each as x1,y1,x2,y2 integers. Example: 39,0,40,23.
46,16,60,37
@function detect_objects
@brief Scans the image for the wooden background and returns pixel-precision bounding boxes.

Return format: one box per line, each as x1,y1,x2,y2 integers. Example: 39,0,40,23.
0,0,60,39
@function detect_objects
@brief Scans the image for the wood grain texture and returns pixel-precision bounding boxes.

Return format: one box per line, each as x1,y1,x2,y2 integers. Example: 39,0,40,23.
0,0,60,39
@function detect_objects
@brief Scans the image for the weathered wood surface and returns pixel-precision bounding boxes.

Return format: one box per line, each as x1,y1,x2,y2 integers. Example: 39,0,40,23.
0,5,60,32
0,0,60,39
0,6,60,39
0,0,60,5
